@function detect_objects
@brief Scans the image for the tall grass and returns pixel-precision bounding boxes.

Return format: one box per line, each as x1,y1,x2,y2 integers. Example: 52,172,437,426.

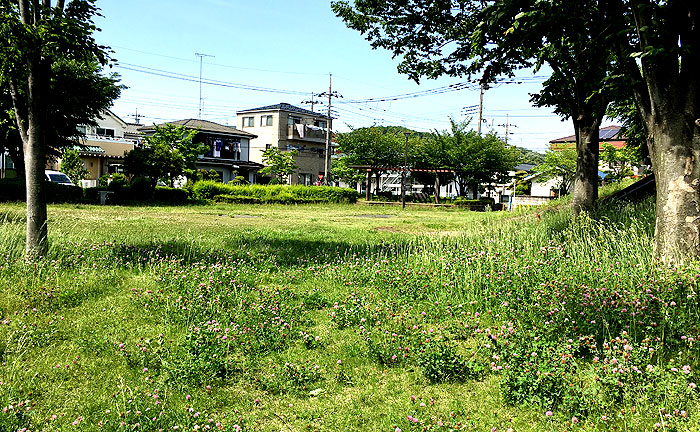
1,197,698,431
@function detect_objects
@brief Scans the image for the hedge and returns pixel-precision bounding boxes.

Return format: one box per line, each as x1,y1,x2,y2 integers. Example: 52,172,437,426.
0,179,83,203
194,181,359,204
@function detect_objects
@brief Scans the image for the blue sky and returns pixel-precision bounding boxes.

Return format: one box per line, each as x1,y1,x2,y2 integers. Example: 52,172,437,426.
94,0,612,152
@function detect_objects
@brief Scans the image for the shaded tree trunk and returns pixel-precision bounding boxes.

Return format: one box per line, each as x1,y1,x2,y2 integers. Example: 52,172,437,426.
365,170,371,201
434,175,440,204
572,118,602,214
648,116,700,262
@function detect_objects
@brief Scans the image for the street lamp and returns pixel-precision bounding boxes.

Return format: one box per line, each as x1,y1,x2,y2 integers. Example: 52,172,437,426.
402,131,410,209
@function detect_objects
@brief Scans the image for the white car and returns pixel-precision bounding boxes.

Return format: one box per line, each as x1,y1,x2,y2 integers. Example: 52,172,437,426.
45,170,74,186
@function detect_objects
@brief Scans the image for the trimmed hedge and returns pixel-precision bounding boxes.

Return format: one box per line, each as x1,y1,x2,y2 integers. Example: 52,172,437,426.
452,197,496,211
154,187,189,205
194,181,359,204
0,178,83,203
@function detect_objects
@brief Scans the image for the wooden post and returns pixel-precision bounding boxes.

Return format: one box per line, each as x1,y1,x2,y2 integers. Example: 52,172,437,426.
365,170,371,201
434,173,440,204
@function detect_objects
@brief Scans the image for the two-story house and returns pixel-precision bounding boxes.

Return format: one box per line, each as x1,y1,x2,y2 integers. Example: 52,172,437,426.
236,103,332,185
138,119,263,184
46,109,140,186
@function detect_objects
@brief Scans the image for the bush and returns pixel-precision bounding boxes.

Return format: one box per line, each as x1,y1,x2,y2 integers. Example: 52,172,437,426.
231,175,249,186
0,179,25,202
0,179,81,203
154,186,189,204
452,197,495,211
214,194,262,204
45,182,82,203
193,181,359,204
126,176,154,201
107,173,129,192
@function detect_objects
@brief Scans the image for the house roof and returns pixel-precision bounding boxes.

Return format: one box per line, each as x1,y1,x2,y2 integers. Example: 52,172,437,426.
237,103,332,119
101,109,129,129
138,119,257,138
514,163,536,172
550,125,626,143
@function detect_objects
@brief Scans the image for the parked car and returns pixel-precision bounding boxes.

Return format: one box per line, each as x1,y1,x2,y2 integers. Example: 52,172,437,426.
45,170,74,186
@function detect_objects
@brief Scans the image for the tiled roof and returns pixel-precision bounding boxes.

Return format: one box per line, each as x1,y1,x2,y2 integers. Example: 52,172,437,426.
550,125,625,143
237,103,331,119
138,119,257,138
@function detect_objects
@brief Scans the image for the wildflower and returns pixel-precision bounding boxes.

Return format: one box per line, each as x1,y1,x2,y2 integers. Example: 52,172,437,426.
546,411,553,416
689,382,697,389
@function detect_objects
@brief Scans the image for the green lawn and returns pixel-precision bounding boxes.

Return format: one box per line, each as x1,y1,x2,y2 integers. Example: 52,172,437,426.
1,199,698,431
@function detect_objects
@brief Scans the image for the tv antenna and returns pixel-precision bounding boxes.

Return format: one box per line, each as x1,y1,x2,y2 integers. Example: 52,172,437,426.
195,52,215,119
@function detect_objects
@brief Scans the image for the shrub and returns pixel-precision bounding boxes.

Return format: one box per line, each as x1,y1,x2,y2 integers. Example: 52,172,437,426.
107,173,129,192
0,178,25,202
126,176,154,201
213,194,262,204
231,175,249,185
154,186,189,204
192,181,359,204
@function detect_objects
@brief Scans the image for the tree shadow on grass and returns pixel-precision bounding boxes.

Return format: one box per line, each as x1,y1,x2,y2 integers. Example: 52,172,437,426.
102,233,413,271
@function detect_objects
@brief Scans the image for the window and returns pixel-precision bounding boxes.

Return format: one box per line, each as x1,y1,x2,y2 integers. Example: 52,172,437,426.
76,125,87,135
287,116,301,126
265,144,272,150
96,127,115,137
261,115,273,126
314,120,327,129
242,116,254,127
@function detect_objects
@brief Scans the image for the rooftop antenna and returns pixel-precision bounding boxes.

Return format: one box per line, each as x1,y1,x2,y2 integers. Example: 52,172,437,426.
195,52,215,119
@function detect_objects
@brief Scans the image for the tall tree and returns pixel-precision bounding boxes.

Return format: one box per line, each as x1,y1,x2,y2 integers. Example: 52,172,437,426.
429,120,520,197
610,0,700,262
334,126,403,194
0,0,120,256
332,0,617,213
125,124,201,187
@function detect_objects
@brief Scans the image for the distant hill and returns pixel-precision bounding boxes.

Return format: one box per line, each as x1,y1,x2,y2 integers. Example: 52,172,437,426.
515,146,545,164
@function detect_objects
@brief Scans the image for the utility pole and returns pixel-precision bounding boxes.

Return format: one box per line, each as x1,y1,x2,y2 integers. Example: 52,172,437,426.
478,84,484,135
130,108,143,125
195,52,214,119
301,93,320,113
497,114,517,145
318,74,342,186
402,132,410,209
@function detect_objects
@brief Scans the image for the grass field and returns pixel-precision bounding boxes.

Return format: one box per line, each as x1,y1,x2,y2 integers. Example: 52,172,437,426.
1,198,698,431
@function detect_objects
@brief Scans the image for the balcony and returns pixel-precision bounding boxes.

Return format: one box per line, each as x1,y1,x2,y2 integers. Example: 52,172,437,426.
287,124,327,143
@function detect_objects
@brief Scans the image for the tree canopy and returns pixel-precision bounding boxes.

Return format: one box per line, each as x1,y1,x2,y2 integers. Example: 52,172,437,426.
259,147,298,184
0,0,122,256
333,0,700,262
125,124,201,187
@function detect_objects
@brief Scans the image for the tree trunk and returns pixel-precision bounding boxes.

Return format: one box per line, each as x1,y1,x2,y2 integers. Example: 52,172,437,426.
571,119,602,214
365,170,371,201
23,58,49,257
434,174,440,204
471,183,478,199
649,118,700,263
375,171,381,195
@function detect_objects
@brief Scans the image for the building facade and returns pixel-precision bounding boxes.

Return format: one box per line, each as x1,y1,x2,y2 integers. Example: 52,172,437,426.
236,103,332,185
138,119,263,184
